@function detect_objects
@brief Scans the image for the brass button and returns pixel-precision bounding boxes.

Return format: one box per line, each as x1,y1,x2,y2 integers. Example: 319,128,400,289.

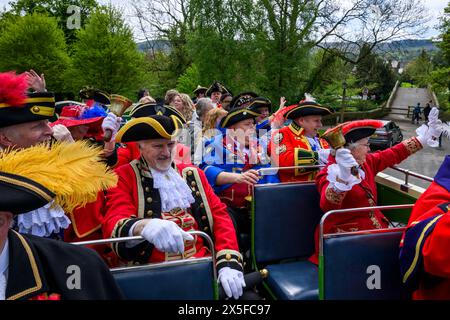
225,254,232,261
147,210,153,216
145,187,150,192
196,191,201,197
203,227,209,232
32,106,40,113
191,181,196,187
191,187,196,192
146,197,153,203
187,170,193,176
201,216,207,221
141,177,145,182
200,203,205,208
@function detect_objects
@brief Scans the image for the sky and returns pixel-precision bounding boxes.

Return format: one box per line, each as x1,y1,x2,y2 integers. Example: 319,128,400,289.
0,0,448,40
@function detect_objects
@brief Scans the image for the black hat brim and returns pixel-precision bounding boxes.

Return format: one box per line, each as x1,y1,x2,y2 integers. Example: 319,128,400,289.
130,103,186,123
0,171,54,214
247,97,272,113
285,103,332,120
344,128,377,143
220,108,261,128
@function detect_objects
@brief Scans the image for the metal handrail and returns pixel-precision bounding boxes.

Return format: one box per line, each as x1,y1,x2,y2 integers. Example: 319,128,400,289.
257,165,325,175
390,165,434,184
319,204,414,256
71,231,218,283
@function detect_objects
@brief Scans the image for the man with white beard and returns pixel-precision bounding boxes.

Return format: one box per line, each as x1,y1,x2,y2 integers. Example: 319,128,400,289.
103,114,246,300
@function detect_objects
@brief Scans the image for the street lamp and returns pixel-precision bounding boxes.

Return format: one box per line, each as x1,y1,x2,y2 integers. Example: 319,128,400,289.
340,80,347,123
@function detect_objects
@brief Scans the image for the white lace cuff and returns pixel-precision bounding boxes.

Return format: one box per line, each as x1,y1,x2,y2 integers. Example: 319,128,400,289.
16,201,71,237
327,164,363,192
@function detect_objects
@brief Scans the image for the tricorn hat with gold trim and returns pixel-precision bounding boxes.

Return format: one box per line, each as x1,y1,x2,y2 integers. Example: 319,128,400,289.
79,86,111,106
219,107,261,128
129,102,186,124
285,100,332,120
341,119,384,143
193,85,208,95
0,141,117,214
206,81,231,97
0,72,56,128
116,115,183,143
229,92,258,110
248,96,272,113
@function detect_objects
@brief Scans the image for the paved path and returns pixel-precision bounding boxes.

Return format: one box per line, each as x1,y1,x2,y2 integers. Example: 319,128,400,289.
388,87,432,122
380,119,448,189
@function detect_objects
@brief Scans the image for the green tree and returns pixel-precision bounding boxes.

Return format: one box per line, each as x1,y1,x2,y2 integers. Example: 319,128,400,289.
68,6,146,98
402,49,433,87
8,0,98,45
0,13,70,94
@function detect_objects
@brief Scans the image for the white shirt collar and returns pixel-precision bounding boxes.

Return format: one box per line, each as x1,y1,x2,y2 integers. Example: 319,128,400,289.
0,239,9,276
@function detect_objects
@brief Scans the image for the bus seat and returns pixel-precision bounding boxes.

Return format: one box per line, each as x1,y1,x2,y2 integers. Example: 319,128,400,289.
252,182,323,300
321,229,408,300
111,257,215,300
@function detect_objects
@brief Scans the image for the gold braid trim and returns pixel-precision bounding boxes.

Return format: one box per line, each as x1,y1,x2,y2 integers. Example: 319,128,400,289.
325,186,346,205
402,137,422,155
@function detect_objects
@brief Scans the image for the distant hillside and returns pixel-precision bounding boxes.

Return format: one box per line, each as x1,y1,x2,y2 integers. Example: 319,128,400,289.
137,38,439,63
376,39,440,62
137,40,171,53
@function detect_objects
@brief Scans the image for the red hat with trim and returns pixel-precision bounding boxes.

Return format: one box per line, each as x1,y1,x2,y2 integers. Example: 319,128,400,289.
50,104,106,136
341,119,384,143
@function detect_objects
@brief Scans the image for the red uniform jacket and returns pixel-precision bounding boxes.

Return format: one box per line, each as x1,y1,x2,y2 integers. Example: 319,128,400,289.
103,160,242,271
271,122,329,182
310,137,422,264
401,155,450,299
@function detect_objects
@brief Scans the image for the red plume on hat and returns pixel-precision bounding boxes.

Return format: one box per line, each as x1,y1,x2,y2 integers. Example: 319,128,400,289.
0,72,28,108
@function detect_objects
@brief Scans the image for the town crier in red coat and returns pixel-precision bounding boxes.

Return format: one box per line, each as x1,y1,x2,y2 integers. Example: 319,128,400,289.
103,113,246,300
400,153,450,299
310,116,442,265
270,96,332,182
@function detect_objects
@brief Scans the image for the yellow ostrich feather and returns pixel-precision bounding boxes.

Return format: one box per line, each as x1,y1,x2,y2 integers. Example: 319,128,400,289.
0,140,118,212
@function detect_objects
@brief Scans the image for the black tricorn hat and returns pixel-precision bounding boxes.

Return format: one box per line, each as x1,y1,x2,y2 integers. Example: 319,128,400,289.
115,115,183,143
0,92,56,128
193,85,208,94
129,103,186,124
247,96,272,113
229,92,258,110
206,81,231,97
285,101,332,120
0,171,55,214
79,87,111,106
219,107,261,128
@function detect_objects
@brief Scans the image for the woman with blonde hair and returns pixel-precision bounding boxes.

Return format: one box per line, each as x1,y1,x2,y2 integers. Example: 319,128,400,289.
202,107,228,139
172,93,195,122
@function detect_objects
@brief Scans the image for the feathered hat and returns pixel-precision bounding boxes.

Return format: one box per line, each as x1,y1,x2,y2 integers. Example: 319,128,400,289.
50,104,107,137
0,141,118,214
0,72,56,128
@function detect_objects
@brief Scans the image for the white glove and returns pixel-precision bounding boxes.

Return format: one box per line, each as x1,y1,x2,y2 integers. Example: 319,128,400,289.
218,267,246,300
52,124,74,142
141,219,194,254
102,112,122,140
416,107,442,148
318,148,331,165
328,148,362,192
